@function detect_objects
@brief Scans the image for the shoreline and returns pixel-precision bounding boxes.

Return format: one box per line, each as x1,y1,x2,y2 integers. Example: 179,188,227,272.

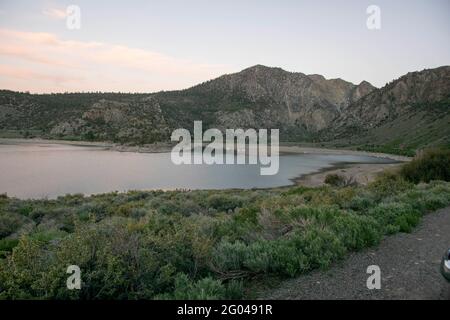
0,137,173,153
278,145,411,162
291,161,404,187
0,137,412,160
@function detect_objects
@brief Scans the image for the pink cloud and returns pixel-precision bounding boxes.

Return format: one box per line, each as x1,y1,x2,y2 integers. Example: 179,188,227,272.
0,64,83,83
43,8,67,20
0,29,233,93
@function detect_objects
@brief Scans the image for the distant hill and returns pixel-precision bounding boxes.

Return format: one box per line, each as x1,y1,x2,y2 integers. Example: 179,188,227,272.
0,65,449,155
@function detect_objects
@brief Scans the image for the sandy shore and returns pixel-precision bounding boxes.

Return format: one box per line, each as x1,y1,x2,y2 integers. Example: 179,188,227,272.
293,162,404,187
0,138,174,153
279,146,410,187
279,146,411,162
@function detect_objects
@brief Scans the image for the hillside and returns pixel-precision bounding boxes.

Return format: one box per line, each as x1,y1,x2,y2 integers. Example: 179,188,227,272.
0,65,449,154
321,66,450,155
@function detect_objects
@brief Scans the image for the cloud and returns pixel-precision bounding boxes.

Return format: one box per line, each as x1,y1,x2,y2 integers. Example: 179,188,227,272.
0,64,83,83
43,8,67,20
0,29,233,93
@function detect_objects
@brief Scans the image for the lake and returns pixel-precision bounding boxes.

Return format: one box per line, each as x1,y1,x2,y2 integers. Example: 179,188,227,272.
0,143,396,199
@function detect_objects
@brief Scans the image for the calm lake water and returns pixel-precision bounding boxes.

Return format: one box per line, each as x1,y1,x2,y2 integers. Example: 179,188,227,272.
0,143,395,199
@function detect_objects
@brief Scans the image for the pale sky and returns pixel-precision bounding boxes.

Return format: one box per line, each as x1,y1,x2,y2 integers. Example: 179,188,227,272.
0,0,449,93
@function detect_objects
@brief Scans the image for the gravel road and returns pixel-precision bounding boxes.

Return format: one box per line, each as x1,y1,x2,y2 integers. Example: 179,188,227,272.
262,207,450,300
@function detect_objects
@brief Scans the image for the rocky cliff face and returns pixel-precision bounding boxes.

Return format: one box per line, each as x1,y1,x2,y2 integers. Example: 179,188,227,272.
185,65,376,132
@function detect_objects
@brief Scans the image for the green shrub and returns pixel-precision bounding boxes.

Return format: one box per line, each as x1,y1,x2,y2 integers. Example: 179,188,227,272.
390,182,450,213
293,228,346,270
224,279,244,299
0,239,19,252
171,273,226,300
324,174,346,186
268,241,309,277
212,241,247,272
206,194,243,212
400,148,450,183
0,237,47,299
368,171,413,199
368,202,421,234
243,241,272,273
29,229,67,243
0,239,19,258
347,193,375,211
0,212,25,238
330,213,382,250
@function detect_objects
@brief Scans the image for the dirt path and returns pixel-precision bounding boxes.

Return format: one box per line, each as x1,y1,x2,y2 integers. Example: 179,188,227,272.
261,207,450,300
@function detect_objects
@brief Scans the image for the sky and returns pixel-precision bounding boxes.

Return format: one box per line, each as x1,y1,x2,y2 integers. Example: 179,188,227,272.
0,0,449,93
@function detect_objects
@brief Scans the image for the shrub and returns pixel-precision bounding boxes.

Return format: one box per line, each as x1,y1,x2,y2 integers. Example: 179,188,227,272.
368,171,413,199
0,212,25,238
0,239,19,252
29,229,67,244
243,241,272,273
268,241,309,277
368,202,421,234
171,273,226,300
224,279,244,299
212,241,247,272
0,239,19,258
0,237,47,299
331,213,382,250
400,148,450,183
324,174,345,186
347,193,375,211
324,174,356,187
206,194,243,212
395,182,450,212
293,228,346,270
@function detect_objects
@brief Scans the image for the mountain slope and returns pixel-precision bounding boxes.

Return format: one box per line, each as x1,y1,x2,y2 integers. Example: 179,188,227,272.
161,65,375,133
0,91,170,143
322,66,450,155
0,65,448,154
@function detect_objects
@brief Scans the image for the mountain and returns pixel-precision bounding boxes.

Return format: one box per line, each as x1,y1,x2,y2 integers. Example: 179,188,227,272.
0,65,448,154
323,66,450,154
159,65,375,134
